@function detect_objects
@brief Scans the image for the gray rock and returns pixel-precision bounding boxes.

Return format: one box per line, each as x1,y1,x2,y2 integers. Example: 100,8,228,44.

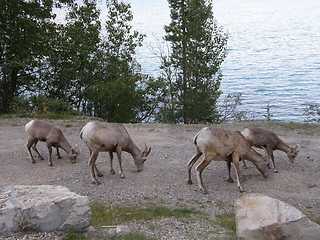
0,185,91,235
103,225,131,236
116,225,131,235
235,193,320,240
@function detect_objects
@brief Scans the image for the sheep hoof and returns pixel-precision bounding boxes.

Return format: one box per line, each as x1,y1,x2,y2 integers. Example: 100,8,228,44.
187,180,193,185
110,170,115,175
274,169,279,173
227,178,234,183
92,180,101,185
201,190,208,195
98,173,104,177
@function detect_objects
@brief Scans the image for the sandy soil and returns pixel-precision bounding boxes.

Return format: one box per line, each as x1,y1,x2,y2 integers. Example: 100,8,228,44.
0,118,320,239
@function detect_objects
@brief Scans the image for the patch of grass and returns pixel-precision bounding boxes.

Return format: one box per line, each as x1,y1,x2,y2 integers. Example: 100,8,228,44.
109,232,157,240
147,224,159,231
216,213,236,232
214,212,237,239
216,200,229,210
65,230,87,240
91,204,203,230
307,214,320,225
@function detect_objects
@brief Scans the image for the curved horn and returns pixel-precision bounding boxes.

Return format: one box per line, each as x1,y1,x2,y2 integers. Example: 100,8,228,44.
144,143,151,156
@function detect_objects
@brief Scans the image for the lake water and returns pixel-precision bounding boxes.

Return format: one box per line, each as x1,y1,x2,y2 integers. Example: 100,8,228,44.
125,0,320,122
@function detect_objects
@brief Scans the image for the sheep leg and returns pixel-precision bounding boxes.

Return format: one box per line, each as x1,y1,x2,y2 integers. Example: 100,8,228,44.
186,151,202,184
109,151,116,175
232,155,243,192
242,159,248,169
46,144,53,167
87,148,103,177
115,148,125,179
88,151,100,184
26,139,37,163
94,164,103,177
56,147,62,159
195,153,215,194
226,156,234,183
32,141,44,160
261,146,271,169
266,148,277,173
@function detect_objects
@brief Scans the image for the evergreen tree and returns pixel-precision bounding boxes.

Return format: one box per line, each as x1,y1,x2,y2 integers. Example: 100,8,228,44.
83,0,146,122
43,0,101,108
0,0,71,113
160,0,228,123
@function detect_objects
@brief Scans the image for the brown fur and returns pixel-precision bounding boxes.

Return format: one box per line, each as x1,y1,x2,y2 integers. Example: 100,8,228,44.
187,127,268,194
25,120,78,167
80,121,151,184
241,127,299,173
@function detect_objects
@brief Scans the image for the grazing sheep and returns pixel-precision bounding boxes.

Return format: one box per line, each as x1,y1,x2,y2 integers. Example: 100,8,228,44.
187,127,268,194
25,120,78,167
80,121,151,184
241,127,299,173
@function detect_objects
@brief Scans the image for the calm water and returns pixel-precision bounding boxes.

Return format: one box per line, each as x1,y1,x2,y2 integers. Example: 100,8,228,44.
126,0,320,122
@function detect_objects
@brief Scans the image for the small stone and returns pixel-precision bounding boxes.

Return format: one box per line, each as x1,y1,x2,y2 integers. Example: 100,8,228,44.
116,225,131,235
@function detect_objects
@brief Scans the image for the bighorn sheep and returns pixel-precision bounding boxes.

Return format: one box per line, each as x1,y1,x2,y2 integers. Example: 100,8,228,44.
241,127,299,173
25,120,78,167
187,127,268,194
80,121,151,184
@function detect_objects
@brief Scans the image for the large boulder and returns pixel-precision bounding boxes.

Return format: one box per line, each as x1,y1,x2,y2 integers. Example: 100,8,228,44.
0,185,91,235
235,193,320,240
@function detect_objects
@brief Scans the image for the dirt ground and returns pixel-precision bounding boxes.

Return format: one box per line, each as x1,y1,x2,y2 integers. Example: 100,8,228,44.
1,118,320,239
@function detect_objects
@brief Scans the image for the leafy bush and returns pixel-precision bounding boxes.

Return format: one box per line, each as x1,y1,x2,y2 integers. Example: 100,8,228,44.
29,95,70,114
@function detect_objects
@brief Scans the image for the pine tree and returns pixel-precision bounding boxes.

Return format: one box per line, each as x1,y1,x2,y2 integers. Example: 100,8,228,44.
160,0,228,123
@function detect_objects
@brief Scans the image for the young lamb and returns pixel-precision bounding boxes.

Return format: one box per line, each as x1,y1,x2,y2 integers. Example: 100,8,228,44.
187,127,268,194
25,120,78,167
80,121,151,184
241,127,299,173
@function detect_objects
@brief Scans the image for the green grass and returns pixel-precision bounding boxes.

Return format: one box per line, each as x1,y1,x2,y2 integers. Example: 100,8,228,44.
214,212,237,239
91,203,202,230
306,213,320,225
65,230,87,240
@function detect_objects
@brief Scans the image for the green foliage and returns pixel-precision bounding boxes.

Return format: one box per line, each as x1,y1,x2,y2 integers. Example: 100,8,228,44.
91,203,202,229
11,96,31,114
1,0,152,122
217,93,246,123
29,95,70,114
43,0,101,105
159,0,228,123
0,0,68,114
80,0,147,122
303,104,320,123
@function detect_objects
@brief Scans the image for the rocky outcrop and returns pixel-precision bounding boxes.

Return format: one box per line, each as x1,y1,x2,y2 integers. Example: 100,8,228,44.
0,185,91,235
235,193,320,240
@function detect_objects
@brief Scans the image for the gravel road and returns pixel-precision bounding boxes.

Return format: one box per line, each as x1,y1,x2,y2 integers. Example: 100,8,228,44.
1,118,319,239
